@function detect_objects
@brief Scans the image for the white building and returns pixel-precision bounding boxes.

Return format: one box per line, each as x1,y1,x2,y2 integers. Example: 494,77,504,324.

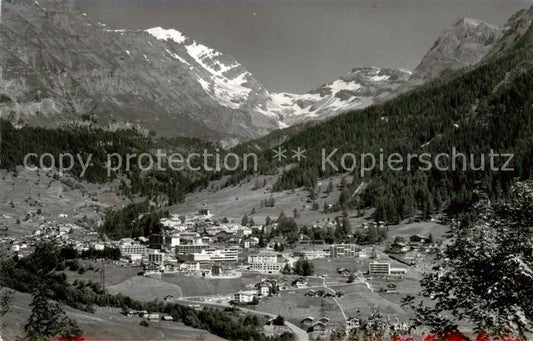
233,290,258,304
179,262,201,272
293,249,328,259
369,262,390,275
368,262,406,276
119,240,148,257
248,252,282,273
357,250,369,258
329,244,360,257
390,267,407,276
258,283,271,296
164,234,181,247
94,243,105,251
160,214,189,232
192,247,239,263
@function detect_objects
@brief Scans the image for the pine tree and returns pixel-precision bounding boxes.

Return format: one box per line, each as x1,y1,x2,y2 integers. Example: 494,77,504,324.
24,285,82,341
404,182,533,338
277,210,286,222
293,208,300,218
258,234,266,248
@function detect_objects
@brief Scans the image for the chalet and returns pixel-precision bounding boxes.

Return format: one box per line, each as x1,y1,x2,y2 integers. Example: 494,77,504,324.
299,234,312,244
144,262,161,274
264,316,275,325
339,269,351,277
215,231,232,242
146,313,160,321
310,321,328,333
319,317,330,324
164,263,176,273
305,289,316,296
389,242,409,254
292,277,308,288
267,236,286,249
179,262,200,272
257,283,271,296
315,289,325,297
243,237,259,249
198,208,211,216
410,234,429,246
301,316,314,326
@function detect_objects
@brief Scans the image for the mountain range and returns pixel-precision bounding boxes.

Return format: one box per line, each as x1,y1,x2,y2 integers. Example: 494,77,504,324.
0,0,531,142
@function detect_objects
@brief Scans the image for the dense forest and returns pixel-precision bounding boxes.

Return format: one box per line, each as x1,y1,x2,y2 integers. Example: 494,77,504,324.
227,43,533,223
0,121,212,205
100,201,168,239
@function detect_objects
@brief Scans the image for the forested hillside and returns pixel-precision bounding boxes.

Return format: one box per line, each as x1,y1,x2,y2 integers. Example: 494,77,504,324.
229,41,533,223
0,121,211,205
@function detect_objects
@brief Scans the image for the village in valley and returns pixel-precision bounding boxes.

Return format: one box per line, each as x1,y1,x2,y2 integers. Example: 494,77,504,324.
0,169,450,340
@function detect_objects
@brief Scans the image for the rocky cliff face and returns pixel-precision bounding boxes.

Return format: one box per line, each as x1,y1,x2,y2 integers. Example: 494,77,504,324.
406,18,504,87
261,67,410,126
2,1,529,141
0,1,280,140
0,1,412,140
484,5,533,60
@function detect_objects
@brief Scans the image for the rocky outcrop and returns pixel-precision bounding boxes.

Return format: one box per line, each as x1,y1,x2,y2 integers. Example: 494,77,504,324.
407,17,504,87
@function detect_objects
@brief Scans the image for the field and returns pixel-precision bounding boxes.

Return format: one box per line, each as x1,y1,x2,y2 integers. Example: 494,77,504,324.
384,220,450,242
171,173,363,227
1,291,224,341
160,272,269,297
0,168,130,237
107,276,183,302
311,258,360,278
62,260,142,286
257,256,423,329
336,281,415,318
257,291,346,328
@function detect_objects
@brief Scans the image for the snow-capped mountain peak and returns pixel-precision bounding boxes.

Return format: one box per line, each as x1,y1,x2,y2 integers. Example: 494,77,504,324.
144,27,411,126
145,27,187,44
145,26,268,114
259,67,411,125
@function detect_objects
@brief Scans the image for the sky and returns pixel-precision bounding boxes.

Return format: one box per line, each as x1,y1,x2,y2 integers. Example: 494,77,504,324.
74,0,533,93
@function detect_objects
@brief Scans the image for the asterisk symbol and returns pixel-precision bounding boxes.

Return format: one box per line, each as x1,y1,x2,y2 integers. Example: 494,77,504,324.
292,147,306,161
272,146,287,162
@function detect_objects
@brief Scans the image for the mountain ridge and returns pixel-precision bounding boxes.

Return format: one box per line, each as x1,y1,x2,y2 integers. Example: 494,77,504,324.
1,1,531,142
0,0,412,141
